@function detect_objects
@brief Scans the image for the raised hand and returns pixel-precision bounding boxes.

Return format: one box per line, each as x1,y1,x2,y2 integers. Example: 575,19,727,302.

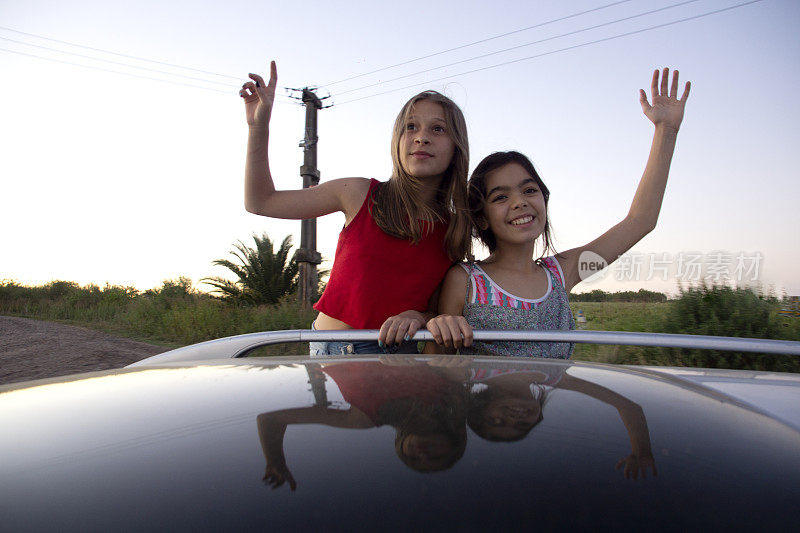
615,453,657,480
240,60,278,127
639,67,690,133
263,462,297,491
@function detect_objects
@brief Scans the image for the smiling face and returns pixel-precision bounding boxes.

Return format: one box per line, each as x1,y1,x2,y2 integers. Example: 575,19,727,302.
398,99,455,183
479,162,547,251
481,396,542,441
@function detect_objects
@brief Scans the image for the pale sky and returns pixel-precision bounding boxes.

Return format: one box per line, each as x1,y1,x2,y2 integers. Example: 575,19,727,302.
1,0,798,296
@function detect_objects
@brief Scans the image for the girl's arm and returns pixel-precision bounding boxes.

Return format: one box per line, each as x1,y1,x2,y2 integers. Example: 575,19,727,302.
425,265,473,352
257,406,374,491
558,68,690,291
557,373,656,479
241,61,370,223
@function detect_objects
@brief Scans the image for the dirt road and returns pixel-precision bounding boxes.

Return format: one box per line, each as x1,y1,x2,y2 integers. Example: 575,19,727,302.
0,316,170,385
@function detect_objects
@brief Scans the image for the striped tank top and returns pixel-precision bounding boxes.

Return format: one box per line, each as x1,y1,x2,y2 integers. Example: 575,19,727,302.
459,257,575,358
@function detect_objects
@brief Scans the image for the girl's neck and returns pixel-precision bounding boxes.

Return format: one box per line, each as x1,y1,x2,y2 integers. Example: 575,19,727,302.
483,241,537,272
416,174,444,207
403,174,445,221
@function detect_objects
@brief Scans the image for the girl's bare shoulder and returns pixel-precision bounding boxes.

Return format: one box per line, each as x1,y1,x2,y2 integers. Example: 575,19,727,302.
446,263,470,282
323,177,372,222
443,264,470,298
325,177,371,200
438,264,470,314
552,249,582,292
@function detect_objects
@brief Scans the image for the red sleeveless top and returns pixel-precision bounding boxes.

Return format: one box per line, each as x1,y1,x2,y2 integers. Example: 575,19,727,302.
314,179,452,329
322,363,451,423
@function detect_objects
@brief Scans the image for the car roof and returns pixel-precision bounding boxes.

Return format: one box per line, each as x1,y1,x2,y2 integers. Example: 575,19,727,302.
2,356,799,530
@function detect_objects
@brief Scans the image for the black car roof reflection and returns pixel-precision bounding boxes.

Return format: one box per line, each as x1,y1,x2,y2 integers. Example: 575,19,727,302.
2,356,799,531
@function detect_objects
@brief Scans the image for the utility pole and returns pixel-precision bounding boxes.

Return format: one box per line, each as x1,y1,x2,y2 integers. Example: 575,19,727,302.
306,364,330,407
296,88,323,308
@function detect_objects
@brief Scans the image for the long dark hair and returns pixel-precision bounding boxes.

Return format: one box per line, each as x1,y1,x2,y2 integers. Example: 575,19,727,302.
468,151,554,258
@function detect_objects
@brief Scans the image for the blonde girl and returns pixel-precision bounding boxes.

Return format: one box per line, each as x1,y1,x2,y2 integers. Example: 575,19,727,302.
427,68,690,356
240,62,471,355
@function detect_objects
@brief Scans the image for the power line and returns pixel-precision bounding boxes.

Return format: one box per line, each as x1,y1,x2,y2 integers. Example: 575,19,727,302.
323,0,636,87
335,0,701,98
0,36,236,88
335,0,764,106
0,46,296,104
0,26,301,104
0,47,232,94
0,25,240,80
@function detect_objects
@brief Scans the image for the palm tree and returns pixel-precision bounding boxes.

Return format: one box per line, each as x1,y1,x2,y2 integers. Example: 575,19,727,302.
203,234,298,305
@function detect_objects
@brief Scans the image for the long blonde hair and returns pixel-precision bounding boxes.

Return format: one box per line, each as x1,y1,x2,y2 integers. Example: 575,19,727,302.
371,90,471,262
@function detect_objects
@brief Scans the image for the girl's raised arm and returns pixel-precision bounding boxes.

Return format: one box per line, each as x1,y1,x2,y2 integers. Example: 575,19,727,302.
241,61,369,223
558,68,690,291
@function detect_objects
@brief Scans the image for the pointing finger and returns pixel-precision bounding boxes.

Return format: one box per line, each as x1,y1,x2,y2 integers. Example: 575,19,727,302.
268,60,278,89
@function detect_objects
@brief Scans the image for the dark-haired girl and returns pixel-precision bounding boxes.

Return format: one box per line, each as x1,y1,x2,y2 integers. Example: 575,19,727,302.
427,68,690,357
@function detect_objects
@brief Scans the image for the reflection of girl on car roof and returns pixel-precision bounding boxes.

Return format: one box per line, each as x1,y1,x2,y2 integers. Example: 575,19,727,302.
467,361,656,480
240,61,471,355
257,361,468,490
426,68,690,358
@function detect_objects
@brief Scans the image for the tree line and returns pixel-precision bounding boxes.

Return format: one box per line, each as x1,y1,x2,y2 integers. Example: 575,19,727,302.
569,289,668,303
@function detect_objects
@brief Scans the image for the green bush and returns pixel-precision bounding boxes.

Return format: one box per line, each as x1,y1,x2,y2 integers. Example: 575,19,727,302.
0,278,317,349
629,284,799,372
662,284,776,337
0,279,139,322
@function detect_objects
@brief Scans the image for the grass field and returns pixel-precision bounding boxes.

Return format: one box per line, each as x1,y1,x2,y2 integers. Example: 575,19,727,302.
569,301,666,363
1,280,798,369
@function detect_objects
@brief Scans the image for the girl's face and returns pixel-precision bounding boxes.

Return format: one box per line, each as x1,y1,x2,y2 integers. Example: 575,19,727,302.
482,396,542,441
479,163,547,249
399,100,455,183
400,433,455,472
